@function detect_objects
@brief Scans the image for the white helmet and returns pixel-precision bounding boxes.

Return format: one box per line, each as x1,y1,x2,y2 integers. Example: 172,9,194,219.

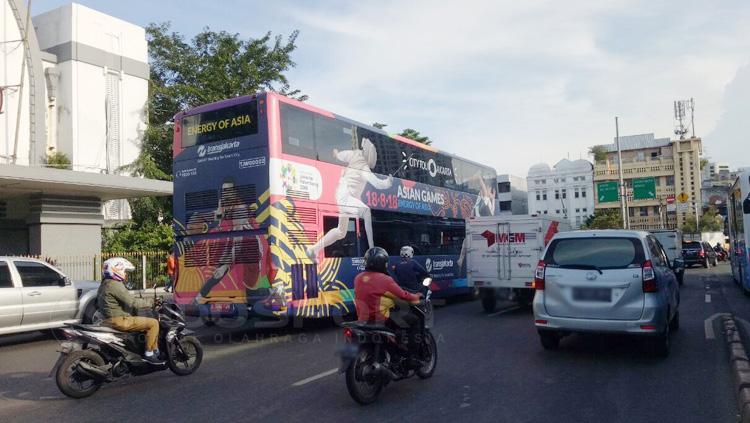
400,245,414,259
103,257,135,282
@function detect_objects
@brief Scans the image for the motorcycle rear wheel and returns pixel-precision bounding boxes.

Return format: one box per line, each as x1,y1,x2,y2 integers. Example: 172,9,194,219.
168,336,204,376
417,331,438,379
345,347,383,405
55,350,105,399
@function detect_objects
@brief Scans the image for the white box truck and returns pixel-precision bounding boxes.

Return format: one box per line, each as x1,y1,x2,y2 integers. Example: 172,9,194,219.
467,215,571,312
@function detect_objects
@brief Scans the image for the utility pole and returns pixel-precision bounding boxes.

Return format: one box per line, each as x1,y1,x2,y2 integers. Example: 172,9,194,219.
615,117,628,229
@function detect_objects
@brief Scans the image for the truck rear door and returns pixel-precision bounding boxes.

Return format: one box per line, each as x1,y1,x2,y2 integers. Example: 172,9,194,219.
497,220,541,286
467,221,500,287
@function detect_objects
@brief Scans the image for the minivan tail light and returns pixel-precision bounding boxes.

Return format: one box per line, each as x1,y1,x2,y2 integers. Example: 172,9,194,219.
642,260,657,292
533,260,545,290
698,250,705,258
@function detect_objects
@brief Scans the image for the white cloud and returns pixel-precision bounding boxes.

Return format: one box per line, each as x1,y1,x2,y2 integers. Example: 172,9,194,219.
280,0,750,176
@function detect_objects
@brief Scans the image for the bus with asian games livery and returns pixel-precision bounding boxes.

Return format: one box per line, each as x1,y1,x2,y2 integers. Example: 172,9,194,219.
728,169,750,293
171,92,497,320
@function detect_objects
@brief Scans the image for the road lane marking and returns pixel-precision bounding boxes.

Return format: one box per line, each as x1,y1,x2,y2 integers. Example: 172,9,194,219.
705,294,712,303
487,306,522,317
292,368,338,386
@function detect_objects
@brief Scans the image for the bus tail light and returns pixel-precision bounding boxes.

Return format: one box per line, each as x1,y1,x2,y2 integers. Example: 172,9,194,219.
533,260,546,290
642,260,657,292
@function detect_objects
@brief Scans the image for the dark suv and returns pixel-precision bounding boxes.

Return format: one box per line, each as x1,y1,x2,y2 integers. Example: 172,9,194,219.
681,241,718,268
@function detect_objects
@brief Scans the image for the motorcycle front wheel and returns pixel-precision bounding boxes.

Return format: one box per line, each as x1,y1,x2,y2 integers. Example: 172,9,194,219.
55,350,105,399
345,346,383,405
167,336,204,376
417,330,437,379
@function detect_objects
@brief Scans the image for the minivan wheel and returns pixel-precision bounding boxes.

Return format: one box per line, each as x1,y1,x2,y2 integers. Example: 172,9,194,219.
651,324,670,358
539,331,560,350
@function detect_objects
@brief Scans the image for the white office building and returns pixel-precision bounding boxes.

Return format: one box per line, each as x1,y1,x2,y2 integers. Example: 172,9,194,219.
0,1,170,256
527,159,594,229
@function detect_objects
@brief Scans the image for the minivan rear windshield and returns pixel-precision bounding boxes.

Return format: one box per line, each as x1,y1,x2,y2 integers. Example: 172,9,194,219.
682,241,701,249
544,237,646,270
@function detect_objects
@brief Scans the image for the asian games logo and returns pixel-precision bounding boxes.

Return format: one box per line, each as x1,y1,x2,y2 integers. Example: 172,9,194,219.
197,145,207,157
425,258,432,272
281,163,298,191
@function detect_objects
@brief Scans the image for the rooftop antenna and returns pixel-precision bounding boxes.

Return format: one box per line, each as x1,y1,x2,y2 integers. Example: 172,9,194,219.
673,99,694,139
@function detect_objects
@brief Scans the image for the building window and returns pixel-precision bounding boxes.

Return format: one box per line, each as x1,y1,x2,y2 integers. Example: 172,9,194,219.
499,201,511,211
575,208,580,213
629,208,635,217
640,207,648,217
575,189,580,198
653,206,660,215
536,192,540,201
543,210,548,214
562,189,567,199
581,189,587,198
556,209,561,214
498,182,511,193
561,178,566,182
555,190,560,200
582,208,588,213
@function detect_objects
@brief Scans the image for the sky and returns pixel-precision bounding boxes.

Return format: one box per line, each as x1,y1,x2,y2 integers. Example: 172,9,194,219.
34,0,750,176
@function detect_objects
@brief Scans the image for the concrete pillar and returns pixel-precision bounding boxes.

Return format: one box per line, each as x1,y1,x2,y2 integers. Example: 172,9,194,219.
26,195,104,256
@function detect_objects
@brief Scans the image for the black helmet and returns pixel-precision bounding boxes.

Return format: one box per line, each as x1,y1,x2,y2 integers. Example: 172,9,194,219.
364,247,389,274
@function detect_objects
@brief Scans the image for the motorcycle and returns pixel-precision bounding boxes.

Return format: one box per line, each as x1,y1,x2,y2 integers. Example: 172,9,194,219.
52,295,203,398
338,277,437,404
714,247,727,262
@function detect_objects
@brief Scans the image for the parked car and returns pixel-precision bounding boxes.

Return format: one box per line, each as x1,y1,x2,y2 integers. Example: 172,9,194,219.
681,241,718,268
533,230,680,357
650,229,686,285
0,257,100,336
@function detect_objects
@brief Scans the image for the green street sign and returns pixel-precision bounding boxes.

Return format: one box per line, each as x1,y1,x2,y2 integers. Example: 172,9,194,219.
597,181,619,203
633,177,656,200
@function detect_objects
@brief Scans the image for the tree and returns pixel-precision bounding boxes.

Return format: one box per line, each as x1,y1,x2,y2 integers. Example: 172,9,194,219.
581,209,622,229
681,219,698,234
45,149,72,170
588,145,608,162
700,158,709,170
699,206,723,232
109,23,304,251
399,128,432,145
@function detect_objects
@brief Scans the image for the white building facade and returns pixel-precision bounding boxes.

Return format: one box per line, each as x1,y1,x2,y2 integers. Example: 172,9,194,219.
0,1,170,256
527,159,594,229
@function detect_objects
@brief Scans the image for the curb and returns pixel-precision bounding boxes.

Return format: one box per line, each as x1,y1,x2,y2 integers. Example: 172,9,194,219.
723,315,750,423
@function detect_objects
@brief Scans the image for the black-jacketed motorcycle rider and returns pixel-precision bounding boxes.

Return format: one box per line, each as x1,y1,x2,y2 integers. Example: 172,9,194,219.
390,245,430,294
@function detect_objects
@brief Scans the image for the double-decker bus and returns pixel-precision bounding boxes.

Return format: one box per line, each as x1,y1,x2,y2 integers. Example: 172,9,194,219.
728,169,750,292
171,92,496,319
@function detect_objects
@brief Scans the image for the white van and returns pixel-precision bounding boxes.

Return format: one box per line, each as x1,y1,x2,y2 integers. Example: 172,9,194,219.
467,215,571,312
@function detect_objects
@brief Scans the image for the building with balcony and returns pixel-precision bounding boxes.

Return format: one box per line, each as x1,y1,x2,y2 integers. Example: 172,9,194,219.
592,133,702,230
527,159,594,229
496,174,527,215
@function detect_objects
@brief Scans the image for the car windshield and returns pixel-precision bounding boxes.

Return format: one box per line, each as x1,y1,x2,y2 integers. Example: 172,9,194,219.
683,241,701,249
545,237,645,270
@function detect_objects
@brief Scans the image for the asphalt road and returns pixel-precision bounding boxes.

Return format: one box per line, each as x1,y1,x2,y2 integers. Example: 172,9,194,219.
0,264,742,422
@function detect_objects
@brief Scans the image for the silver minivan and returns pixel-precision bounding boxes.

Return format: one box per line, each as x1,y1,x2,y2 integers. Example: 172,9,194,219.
532,230,680,357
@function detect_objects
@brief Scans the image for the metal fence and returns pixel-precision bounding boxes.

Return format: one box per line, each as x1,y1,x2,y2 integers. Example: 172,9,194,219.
32,251,170,289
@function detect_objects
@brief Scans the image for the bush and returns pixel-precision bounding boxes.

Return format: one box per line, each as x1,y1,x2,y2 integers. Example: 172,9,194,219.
46,151,72,170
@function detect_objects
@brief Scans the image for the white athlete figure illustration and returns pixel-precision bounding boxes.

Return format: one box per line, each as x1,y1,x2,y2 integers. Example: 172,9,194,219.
307,128,393,259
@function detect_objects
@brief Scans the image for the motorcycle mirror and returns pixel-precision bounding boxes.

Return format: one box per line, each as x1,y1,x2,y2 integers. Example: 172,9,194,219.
422,277,432,287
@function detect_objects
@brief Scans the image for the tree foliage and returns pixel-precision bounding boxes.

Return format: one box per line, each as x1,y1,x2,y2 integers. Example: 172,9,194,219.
45,150,72,170
581,209,622,229
109,23,304,251
102,223,174,253
699,206,724,232
588,145,608,162
399,128,432,145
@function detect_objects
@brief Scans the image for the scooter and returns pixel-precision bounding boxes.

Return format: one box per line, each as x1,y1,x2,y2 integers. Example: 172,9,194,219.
338,277,437,404
52,296,203,398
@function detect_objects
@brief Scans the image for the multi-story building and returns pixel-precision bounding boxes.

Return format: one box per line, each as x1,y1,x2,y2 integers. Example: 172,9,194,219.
496,174,528,215
592,133,702,230
0,1,170,256
702,161,731,183
527,159,594,229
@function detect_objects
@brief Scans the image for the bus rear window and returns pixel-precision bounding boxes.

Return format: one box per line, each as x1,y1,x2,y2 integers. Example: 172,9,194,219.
181,101,258,148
